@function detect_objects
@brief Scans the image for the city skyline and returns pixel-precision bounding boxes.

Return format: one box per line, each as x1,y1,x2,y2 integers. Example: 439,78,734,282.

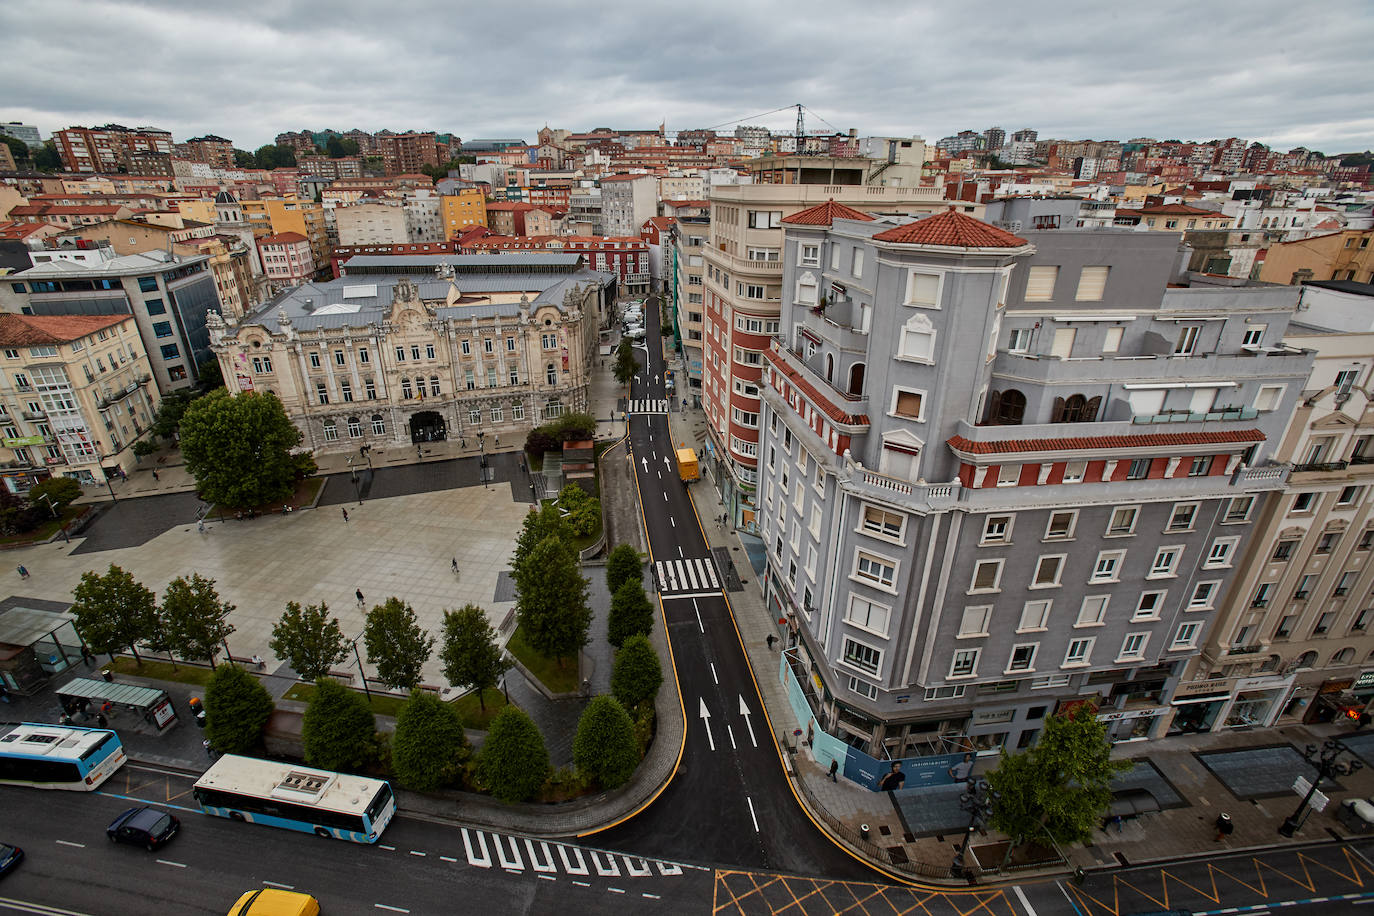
2,0,1371,154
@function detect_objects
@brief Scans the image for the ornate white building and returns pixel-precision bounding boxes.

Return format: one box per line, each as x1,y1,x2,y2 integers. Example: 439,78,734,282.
209,253,614,453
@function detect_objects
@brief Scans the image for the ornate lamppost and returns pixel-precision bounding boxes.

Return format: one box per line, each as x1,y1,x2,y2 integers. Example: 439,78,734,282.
951,777,1000,879
1278,738,1362,837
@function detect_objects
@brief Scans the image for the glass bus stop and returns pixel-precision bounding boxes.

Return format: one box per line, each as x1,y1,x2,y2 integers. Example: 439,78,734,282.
56,677,179,731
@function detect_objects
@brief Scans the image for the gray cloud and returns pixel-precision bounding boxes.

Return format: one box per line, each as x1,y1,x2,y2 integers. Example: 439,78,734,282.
1,0,1370,154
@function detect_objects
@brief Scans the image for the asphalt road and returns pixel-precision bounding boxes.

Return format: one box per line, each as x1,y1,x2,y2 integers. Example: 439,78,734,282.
0,769,711,915
589,299,879,883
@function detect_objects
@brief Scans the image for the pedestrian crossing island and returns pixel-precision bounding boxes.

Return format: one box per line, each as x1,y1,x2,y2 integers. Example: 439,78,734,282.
654,557,723,597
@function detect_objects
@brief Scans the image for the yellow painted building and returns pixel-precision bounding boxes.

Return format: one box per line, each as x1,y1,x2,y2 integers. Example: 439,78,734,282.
240,198,329,276
440,190,487,239
174,198,218,225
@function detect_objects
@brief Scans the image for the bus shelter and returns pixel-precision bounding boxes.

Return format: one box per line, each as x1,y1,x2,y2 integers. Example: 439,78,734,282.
56,677,178,731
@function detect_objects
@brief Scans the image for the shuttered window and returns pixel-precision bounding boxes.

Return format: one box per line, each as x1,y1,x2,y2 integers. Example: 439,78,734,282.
1075,266,1109,301
907,271,940,307
1025,265,1058,301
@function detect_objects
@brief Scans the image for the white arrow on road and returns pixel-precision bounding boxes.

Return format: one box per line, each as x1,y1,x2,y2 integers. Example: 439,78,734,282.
738,696,758,747
663,454,672,469
699,698,716,751
640,456,649,472
654,374,660,384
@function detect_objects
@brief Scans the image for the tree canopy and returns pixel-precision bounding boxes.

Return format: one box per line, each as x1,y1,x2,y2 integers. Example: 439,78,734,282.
302,678,377,773
27,476,82,512
203,663,274,754
151,388,200,440
556,484,600,538
362,597,434,691
439,604,509,711
511,503,570,573
573,695,639,790
607,580,654,648
179,390,306,510
513,532,591,664
605,544,642,595
158,573,235,667
325,136,360,158
479,706,549,803
986,702,1131,849
250,143,297,169
611,634,662,709
613,338,638,386
392,690,467,791
70,564,157,662
269,601,349,682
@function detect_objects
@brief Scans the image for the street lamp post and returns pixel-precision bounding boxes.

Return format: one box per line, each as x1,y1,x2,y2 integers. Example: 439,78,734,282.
347,457,362,505
39,494,71,543
351,637,372,702
477,431,488,490
951,777,1000,880
95,453,117,502
1279,738,1362,837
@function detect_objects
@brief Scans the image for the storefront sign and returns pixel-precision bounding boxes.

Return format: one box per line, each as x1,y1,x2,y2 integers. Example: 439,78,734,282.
1354,670,1374,690
2,435,45,447
1235,675,1292,691
1175,679,1232,698
1096,706,1168,723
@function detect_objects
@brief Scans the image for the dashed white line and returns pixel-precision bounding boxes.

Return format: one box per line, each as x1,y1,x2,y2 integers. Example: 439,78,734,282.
643,893,661,900
1013,885,1038,915
670,517,675,527
379,844,396,850
409,850,426,857
727,724,737,750
156,859,187,868
538,875,556,882
262,881,295,890
55,840,85,848
693,600,704,633
374,906,410,914
710,663,718,684
609,888,626,894
504,868,523,875
573,881,591,887
745,796,760,832
439,855,457,863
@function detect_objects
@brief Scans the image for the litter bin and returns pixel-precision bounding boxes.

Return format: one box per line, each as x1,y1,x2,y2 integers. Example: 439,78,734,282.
860,824,870,841
101,669,114,683
195,710,206,728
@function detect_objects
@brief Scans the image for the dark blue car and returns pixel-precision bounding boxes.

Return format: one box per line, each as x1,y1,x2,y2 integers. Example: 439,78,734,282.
0,843,22,877
107,806,179,851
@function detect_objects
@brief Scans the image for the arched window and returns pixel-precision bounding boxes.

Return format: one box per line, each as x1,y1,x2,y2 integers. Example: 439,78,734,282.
992,389,1026,425
1258,654,1280,673
1294,651,1318,670
848,362,866,397
546,363,557,385
825,353,834,383
1331,647,1356,666
1053,394,1101,423
401,377,413,399
322,421,338,442
371,414,386,435
430,375,441,396
347,416,361,438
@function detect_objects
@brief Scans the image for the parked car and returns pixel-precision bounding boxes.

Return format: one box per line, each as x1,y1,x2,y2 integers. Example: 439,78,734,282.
107,806,179,850
227,888,321,915
626,327,647,340
0,843,22,877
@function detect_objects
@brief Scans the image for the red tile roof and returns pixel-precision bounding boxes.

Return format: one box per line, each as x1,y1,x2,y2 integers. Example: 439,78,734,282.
1137,203,1225,216
764,348,868,427
0,221,56,240
947,429,1264,456
872,209,1028,248
0,313,129,346
781,200,876,227
259,231,308,245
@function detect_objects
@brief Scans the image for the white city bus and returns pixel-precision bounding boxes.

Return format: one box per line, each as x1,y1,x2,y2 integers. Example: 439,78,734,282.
193,755,395,844
0,723,127,790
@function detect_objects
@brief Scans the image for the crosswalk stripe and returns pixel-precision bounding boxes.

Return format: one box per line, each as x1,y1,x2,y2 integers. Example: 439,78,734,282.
462,829,491,868
702,558,719,589
525,839,557,873
654,558,722,595
624,857,653,877
684,559,701,590
495,835,523,870
558,844,589,875
591,851,621,877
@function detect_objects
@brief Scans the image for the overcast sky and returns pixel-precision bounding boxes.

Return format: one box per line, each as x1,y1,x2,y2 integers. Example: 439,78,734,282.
3,0,1372,156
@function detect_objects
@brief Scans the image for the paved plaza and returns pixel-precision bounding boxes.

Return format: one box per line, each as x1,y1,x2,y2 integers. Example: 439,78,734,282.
7,479,530,685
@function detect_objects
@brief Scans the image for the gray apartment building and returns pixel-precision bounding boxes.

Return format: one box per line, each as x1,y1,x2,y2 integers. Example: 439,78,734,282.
10,245,221,392
757,204,1313,758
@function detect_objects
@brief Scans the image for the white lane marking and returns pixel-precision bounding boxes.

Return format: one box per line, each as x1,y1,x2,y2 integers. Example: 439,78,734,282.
557,844,589,876
591,850,621,877
156,859,187,868
727,724,737,750
738,696,758,747
699,698,715,751
374,906,410,914
439,856,457,863
262,881,295,890
624,857,653,877
656,863,683,876
573,880,591,887
379,844,397,851
661,590,721,601
694,599,704,633
643,893,661,900
524,839,557,873
609,887,626,894
461,828,491,868
710,662,718,684
663,492,668,501
746,796,760,832
495,834,524,871
55,840,85,848
408,850,425,856
670,517,675,527
538,874,556,882
656,470,660,479
1013,885,1038,915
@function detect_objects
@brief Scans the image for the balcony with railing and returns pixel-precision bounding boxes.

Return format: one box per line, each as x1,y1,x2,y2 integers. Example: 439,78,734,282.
96,374,152,410
993,346,1312,388
765,339,867,428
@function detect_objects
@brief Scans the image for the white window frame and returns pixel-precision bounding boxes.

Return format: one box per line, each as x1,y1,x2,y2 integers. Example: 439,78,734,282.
1149,545,1183,579
981,514,1013,545
1189,580,1221,610
949,648,980,679
845,595,892,638
1045,510,1078,540
1076,595,1109,627
1090,549,1126,583
905,270,942,308
1018,599,1051,633
1063,637,1095,667
840,636,882,678
1171,622,1199,649
1062,460,1087,483
852,550,898,592
970,559,1004,594
1204,536,1239,569
1106,505,1139,537
1134,590,1166,621
889,386,927,422
1008,327,1032,352
1254,384,1285,412
1117,632,1149,662
997,464,1021,487
897,317,936,364
958,605,992,638
1167,502,1199,532
858,504,905,543
1006,643,1038,673
1223,496,1255,522
1030,554,1066,589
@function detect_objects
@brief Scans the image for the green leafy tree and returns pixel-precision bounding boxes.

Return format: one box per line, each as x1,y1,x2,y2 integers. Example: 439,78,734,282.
392,690,467,791
439,604,509,711
556,484,600,537
27,477,82,512
1,136,30,166
478,707,549,803
362,597,434,691
611,634,662,709
180,390,304,510
151,388,198,440
607,580,654,648
232,148,255,168
269,601,349,682
203,663,275,754
0,487,44,535
252,143,297,169
606,543,642,595
32,140,62,172
986,703,1131,850
70,564,157,662
613,338,638,386
158,573,235,667
325,136,360,158
573,695,639,789
302,678,376,772
510,503,570,573
196,355,224,391
514,533,591,666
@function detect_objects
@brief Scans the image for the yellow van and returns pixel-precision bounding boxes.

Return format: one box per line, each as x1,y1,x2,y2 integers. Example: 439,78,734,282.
227,888,321,916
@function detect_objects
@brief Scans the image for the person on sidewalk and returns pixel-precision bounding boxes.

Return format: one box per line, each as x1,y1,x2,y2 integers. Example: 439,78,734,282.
356,589,365,608
828,759,839,782
766,634,777,650
341,508,349,523
1214,813,1234,841
197,519,205,534
151,468,159,481
16,565,28,580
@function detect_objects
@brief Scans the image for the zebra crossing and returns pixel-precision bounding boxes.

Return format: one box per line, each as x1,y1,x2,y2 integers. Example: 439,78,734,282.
457,828,696,879
654,557,722,597
627,398,669,415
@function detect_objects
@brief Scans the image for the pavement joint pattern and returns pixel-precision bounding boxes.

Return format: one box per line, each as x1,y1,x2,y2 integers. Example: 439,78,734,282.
1195,744,1344,800
712,871,1017,915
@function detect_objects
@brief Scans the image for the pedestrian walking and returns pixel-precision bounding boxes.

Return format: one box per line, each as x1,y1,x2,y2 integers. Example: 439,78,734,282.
197,519,205,534
16,565,28,579
95,713,107,727
341,508,349,523
202,738,214,759
356,588,365,608
151,468,159,481
451,557,459,576
766,634,777,651
828,759,839,782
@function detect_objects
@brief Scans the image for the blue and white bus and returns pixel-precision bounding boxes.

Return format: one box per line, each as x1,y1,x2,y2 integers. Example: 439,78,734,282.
193,755,395,844
0,723,127,790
